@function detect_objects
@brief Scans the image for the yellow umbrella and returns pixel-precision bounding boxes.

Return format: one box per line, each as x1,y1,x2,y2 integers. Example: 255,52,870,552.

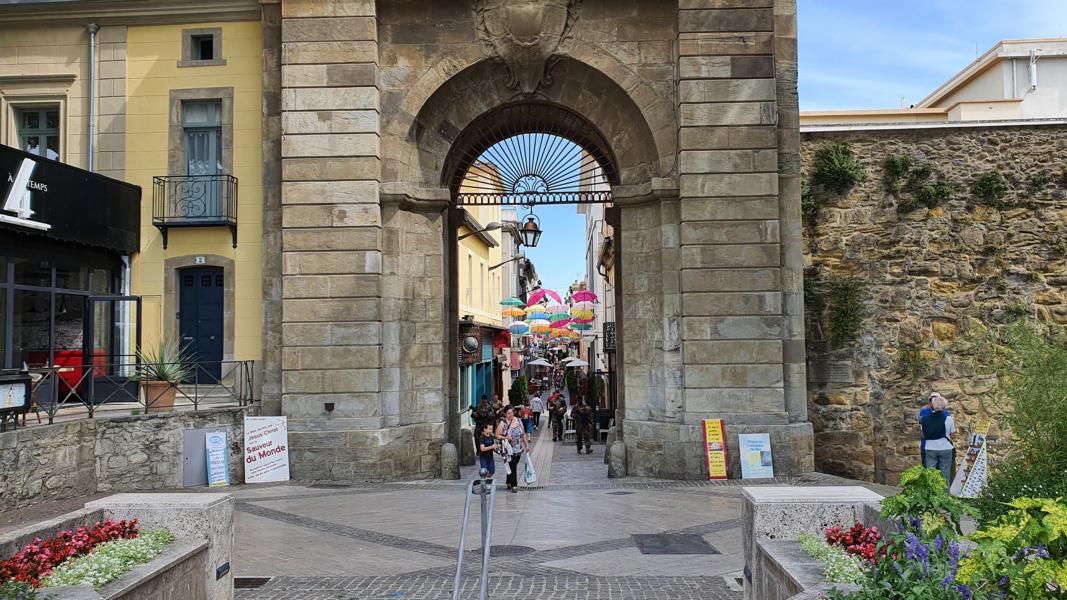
502,307,526,317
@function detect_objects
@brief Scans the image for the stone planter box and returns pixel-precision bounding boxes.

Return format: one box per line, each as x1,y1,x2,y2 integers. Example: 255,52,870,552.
0,493,233,600
43,538,207,600
742,486,884,600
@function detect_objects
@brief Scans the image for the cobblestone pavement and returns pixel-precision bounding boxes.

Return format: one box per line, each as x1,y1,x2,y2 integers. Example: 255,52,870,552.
228,428,874,599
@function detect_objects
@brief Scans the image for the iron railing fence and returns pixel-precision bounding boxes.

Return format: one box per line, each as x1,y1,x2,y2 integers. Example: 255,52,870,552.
13,359,256,427
152,174,238,248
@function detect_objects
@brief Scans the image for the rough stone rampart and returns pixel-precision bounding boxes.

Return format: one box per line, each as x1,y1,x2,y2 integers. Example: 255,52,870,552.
801,123,1067,484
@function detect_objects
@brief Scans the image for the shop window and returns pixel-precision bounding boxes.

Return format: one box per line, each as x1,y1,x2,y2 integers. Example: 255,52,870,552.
14,257,51,287
179,28,225,67
55,261,88,291
14,290,51,368
15,106,60,161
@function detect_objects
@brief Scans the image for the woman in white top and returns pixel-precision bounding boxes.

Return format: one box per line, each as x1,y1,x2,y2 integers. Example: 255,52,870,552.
529,393,544,431
920,395,955,484
496,405,529,493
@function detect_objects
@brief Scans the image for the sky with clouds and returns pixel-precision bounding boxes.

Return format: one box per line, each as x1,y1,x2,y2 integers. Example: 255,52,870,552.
798,0,1067,110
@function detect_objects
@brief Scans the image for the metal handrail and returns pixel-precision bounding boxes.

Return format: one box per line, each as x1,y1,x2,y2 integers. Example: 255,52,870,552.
451,473,496,600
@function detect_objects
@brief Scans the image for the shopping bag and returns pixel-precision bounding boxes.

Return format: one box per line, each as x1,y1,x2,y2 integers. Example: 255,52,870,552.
524,454,537,484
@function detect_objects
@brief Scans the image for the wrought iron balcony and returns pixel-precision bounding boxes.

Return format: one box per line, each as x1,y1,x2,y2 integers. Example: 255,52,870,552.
152,174,238,248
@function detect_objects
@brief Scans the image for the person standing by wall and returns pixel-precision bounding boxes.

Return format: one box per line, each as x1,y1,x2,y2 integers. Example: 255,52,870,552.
496,405,529,493
573,398,594,454
920,395,955,484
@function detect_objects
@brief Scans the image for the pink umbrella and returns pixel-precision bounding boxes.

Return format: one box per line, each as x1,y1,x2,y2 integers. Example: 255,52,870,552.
572,317,595,324
527,288,562,305
550,318,572,328
572,290,598,302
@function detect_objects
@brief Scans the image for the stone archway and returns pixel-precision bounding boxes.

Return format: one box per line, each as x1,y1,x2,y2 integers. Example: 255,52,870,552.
274,0,813,482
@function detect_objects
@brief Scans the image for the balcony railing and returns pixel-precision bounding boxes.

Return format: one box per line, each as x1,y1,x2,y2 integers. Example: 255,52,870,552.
152,174,238,248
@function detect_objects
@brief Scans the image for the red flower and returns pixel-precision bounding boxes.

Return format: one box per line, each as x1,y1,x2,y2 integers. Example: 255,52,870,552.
0,519,139,587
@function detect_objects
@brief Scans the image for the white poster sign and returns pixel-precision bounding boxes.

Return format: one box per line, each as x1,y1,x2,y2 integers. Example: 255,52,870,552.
244,416,290,484
205,431,230,487
738,433,774,479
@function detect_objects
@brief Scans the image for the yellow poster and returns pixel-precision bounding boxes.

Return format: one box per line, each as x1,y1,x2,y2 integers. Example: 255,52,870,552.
703,419,729,480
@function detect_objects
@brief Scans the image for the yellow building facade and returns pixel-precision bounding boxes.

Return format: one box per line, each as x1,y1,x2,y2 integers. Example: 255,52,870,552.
125,20,263,364
456,203,503,328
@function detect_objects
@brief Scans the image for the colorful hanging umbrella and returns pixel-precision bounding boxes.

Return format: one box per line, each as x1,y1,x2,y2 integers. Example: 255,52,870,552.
525,306,548,320
528,319,551,333
549,328,570,338
550,318,572,328
508,322,530,334
500,297,525,307
548,312,570,321
528,289,562,305
502,307,526,317
545,302,567,314
569,322,593,331
570,310,594,320
572,290,598,302
571,317,595,324
571,301,595,311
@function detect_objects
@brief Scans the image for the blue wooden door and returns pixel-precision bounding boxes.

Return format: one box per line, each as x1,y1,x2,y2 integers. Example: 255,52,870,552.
178,267,224,382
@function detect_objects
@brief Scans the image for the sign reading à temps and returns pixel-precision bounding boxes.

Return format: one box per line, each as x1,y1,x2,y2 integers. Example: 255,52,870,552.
0,144,140,253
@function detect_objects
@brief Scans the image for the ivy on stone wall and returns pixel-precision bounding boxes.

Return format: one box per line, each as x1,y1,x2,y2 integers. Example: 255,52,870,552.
826,276,867,349
897,344,930,381
881,153,955,213
971,169,1011,208
811,142,866,195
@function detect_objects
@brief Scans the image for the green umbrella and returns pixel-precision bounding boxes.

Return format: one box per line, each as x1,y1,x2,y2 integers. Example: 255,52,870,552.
500,297,526,307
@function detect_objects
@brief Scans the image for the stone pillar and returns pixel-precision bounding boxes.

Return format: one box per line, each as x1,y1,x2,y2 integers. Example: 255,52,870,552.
279,0,387,480
619,0,812,478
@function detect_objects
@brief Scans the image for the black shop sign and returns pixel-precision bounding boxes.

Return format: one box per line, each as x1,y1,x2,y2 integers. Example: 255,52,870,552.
0,144,140,253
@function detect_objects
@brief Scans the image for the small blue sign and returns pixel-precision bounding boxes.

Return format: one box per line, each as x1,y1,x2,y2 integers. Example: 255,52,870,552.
205,432,230,487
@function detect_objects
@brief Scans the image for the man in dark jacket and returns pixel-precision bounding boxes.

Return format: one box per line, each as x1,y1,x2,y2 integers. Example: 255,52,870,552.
573,400,594,454
549,394,566,442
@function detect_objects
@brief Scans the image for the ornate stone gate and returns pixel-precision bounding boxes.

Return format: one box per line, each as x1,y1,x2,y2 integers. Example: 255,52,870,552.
265,0,813,481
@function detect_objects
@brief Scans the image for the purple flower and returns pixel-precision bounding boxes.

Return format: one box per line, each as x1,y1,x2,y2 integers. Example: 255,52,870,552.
957,584,972,600
1035,544,1049,559
942,573,955,588
933,535,944,552
949,541,960,564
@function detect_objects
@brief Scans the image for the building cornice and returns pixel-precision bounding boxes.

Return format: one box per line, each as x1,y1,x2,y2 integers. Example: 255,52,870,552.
801,118,1067,134
0,0,261,25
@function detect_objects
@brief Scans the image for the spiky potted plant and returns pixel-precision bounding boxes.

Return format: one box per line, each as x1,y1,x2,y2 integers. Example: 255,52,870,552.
134,337,194,412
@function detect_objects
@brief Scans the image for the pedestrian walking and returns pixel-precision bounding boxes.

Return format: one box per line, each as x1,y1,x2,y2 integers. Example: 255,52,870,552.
522,400,533,434
549,394,566,442
573,399,594,454
495,405,529,493
920,395,955,484
477,422,497,480
530,392,544,431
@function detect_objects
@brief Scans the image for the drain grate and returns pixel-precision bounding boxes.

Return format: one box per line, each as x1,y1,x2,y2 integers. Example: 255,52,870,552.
606,491,634,496
234,577,272,589
472,545,536,557
632,534,719,555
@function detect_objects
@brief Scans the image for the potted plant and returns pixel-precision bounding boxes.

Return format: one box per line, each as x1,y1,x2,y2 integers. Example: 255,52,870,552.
133,338,194,412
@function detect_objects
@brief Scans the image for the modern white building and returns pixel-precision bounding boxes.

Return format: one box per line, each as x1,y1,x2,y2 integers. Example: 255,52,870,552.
802,38,1067,128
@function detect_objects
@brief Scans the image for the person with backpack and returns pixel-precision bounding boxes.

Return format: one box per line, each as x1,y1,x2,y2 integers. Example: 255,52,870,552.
920,394,955,484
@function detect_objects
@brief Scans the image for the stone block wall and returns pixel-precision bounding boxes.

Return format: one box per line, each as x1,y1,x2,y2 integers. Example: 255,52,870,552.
802,124,1067,484
0,407,253,512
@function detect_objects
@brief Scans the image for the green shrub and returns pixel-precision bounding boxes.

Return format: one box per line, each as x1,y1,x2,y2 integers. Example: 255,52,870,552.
826,276,866,349
881,467,977,539
1025,170,1051,196
972,462,1067,524
972,169,1011,208
812,142,866,195
0,582,36,600
801,177,821,227
913,180,954,209
958,497,1067,598
897,344,930,381
508,375,528,406
882,154,914,193
973,320,1067,524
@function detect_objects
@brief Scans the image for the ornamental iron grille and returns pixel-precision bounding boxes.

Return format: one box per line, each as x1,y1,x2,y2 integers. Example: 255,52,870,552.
152,174,238,248
444,102,617,206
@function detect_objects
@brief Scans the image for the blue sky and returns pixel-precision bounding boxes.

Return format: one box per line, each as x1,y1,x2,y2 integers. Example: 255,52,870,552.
798,0,1067,110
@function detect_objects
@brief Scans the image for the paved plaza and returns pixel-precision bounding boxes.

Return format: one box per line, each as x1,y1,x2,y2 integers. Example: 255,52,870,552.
228,429,868,599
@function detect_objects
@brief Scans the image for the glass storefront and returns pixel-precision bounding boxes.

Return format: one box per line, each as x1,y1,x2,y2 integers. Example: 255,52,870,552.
0,240,121,371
